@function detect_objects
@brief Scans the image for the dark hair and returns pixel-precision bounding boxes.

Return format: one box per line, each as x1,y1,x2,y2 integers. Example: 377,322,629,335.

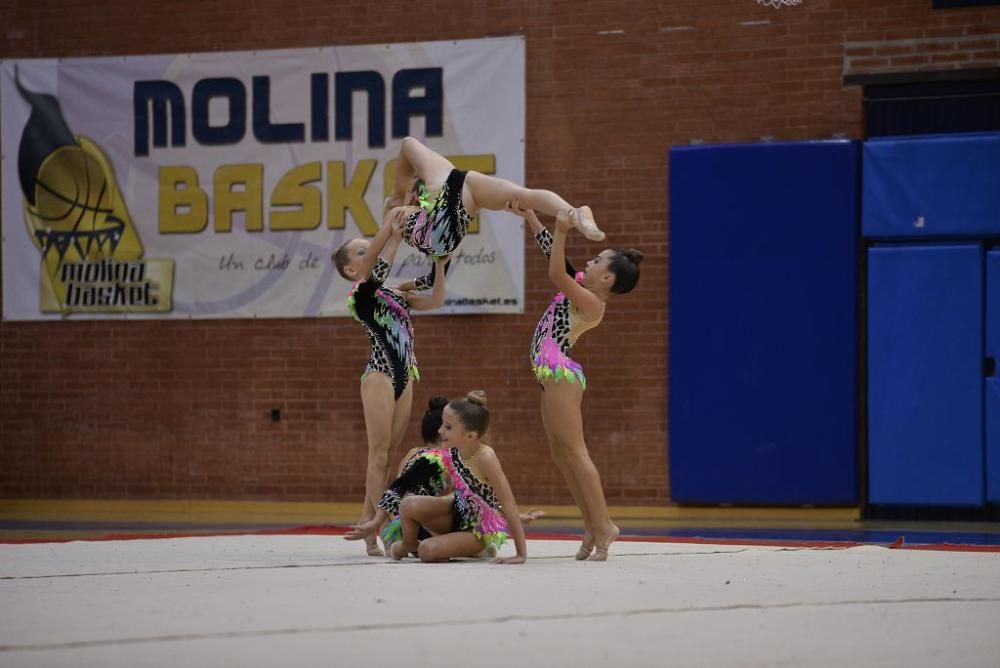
421,395,448,444
332,241,353,280
447,390,490,437
609,248,643,294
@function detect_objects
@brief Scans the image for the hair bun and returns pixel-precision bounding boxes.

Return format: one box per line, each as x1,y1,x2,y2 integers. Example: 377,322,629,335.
623,249,644,266
427,395,448,410
466,389,488,407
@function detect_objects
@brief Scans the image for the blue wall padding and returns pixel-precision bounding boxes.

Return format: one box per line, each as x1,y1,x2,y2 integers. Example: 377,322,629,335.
863,133,1000,239
987,379,1000,503
868,244,984,506
987,251,1000,502
988,251,1000,370
668,140,858,505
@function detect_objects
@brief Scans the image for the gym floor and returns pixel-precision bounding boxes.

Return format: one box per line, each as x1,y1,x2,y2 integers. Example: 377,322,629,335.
2,501,998,667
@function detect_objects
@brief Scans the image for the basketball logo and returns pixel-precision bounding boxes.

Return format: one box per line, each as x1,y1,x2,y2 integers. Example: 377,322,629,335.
28,141,131,263
15,71,170,314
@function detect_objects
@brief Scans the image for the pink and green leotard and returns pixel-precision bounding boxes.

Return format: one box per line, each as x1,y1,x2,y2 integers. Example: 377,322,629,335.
377,447,509,548
529,229,604,389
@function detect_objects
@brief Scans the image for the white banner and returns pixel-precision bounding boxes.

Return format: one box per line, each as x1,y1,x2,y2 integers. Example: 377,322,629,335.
1,37,525,320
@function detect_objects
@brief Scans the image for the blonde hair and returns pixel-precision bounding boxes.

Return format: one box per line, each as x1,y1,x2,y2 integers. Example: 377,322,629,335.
332,241,354,280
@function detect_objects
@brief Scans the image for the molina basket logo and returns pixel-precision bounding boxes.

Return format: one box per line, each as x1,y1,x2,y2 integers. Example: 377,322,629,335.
15,73,173,314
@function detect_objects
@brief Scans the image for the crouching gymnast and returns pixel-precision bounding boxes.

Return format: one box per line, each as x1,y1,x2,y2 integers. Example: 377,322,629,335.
345,391,528,564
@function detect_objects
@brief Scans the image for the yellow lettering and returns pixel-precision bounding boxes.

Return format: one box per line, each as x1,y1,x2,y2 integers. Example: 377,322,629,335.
214,164,263,233
270,162,322,231
158,166,208,234
158,155,495,236
327,159,377,235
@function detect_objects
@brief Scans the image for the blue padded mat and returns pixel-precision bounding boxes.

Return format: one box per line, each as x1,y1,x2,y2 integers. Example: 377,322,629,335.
668,140,858,505
863,133,1000,239
868,244,984,505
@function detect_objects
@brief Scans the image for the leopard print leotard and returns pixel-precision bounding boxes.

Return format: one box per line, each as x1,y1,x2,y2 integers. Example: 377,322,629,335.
348,257,418,399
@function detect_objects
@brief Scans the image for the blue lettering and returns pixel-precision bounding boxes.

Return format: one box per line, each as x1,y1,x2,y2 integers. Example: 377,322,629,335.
133,81,185,157
335,71,385,148
133,67,444,155
192,78,246,146
253,76,305,143
392,68,443,138
311,73,329,142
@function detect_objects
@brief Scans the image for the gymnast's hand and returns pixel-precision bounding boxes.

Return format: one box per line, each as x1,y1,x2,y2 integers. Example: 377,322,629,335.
555,209,574,233
506,199,544,235
519,507,546,525
388,207,408,236
504,199,531,218
343,519,379,541
493,554,527,565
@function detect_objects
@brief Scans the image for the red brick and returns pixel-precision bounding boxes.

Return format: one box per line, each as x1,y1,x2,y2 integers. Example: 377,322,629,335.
4,0,1000,506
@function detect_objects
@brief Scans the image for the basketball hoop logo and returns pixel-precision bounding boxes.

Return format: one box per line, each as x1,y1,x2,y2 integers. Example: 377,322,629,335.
15,71,173,314
757,0,802,7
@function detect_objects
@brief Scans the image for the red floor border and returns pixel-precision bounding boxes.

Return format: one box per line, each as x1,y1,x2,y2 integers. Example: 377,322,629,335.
2,525,999,552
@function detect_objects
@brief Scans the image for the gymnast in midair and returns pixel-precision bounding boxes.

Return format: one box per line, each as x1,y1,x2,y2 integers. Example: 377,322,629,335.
366,136,606,292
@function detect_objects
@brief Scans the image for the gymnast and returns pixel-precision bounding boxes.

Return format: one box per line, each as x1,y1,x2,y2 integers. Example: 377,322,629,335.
332,208,448,556
379,395,545,557
345,391,528,564
368,136,606,292
507,201,642,561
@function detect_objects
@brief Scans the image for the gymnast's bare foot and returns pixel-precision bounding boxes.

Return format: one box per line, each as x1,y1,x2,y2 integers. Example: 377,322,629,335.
588,524,620,562
573,206,605,242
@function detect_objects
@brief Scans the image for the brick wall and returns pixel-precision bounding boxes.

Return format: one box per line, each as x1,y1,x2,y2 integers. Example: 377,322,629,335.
2,0,999,505
846,33,1000,77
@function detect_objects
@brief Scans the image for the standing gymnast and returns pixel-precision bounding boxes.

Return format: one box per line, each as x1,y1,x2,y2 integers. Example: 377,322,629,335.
508,202,642,561
332,209,448,556
369,136,605,292
345,391,528,564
